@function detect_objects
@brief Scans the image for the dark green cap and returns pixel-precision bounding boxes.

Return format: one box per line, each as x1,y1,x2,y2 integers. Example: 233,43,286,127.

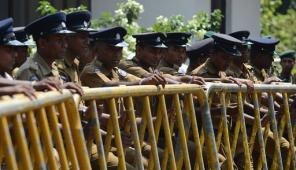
280,50,295,60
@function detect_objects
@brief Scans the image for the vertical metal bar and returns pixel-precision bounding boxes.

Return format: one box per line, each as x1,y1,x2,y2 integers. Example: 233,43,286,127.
0,117,18,170
197,92,220,170
36,107,58,170
57,102,80,170
65,98,92,169
173,94,191,170
143,96,161,170
267,92,283,170
12,114,33,169
148,98,162,170
186,94,205,170
230,117,241,157
237,91,252,169
282,93,296,170
88,100,107,170
125,97,145,170
220,92,234,170
104,118,113,158
252,92,268,170
46,106,69,170
159,94,177,170
26,111,46,170
107,98,126,170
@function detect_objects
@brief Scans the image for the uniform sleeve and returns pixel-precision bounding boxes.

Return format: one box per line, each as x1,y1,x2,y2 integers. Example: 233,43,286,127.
119,60,151,78
80,71,107,88
15,68,39,81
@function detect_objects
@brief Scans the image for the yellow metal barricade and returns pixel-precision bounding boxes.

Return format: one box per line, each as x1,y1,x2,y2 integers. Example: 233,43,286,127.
0,90,91,170
206,83,296,170
80,84,220,170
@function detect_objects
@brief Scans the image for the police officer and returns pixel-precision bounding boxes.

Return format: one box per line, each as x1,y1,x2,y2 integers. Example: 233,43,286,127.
12,26,35,78
55,11,95,83
186,38,214,73
15,12,83,95
226,30,255,81
190,33,243,79
157,32,191,75
279,50,295,83
119,32,166,78
249,37,282,84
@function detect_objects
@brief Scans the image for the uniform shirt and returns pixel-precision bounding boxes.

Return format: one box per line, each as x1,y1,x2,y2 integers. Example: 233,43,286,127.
157,60,184,76
80,59,140,88
15,53,61,81
251,66,274,83
55,54,79,83
119,57,153,78
225,63,257,82
190,58,226,78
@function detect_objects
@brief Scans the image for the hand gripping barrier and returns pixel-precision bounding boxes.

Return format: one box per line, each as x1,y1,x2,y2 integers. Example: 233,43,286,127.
206,83,296,170
0,90,91,170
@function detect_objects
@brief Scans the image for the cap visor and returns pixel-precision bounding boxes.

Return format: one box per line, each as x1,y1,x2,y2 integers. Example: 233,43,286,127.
114,41,128,47
154,44,167,48
56,30,75,34
75,27,97,32
5,40,25,46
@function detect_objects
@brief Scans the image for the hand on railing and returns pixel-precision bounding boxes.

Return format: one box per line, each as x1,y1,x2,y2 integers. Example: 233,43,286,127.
32,77,63,92
140,74,167,87
263,76,282,84
62,82,84,96
0,84,36,99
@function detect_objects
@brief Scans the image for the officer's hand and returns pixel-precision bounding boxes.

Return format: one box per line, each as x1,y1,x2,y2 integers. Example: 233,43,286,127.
243,79,255,93
140,74,167,88
221,76,243,86
62,82,84,96
33,77,63,92
263,76,282,84
0,85,36,100
191,76,206,85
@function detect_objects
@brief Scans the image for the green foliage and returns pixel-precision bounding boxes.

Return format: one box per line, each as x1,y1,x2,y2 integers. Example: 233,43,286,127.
37,0,87,16
62,5,87,14
151,9,223,40
261,0,296,52
36,0,57,16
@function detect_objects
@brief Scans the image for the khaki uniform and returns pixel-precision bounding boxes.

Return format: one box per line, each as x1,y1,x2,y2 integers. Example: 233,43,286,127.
190,58,226,78
15,53,60,81
226,63,257,81
55,54,79,83
157,60,184,76
119,57,153,78
252,66,276,83
80,59,140,88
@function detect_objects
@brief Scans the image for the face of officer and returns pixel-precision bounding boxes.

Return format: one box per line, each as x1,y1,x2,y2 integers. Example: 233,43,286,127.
37,34,68,60
95,42,123,69
67,32,89,58
250,50,274,70
164,46,186,67
136,43,162,68
211,49,230,71
280,58,295,74
0,45,17,74
14,46,29,68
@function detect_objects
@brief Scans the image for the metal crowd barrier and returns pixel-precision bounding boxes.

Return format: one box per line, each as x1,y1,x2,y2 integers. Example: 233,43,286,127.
0,90,91,170
206,83,296,170
79,84,220,170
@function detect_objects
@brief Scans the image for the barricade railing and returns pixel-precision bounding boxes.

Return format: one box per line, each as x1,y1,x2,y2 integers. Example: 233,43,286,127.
79,84,220,170
206,83,296,170
0,90,91,170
